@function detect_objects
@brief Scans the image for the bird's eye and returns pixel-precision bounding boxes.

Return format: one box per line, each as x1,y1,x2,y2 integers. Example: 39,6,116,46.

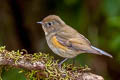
48,22,52,26
46,22,53,27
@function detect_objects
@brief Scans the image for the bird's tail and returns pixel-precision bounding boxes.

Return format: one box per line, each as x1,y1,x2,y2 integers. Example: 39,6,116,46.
91,46,113,58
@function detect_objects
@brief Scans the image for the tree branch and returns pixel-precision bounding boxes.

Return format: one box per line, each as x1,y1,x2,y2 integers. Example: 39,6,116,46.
0,46,104,80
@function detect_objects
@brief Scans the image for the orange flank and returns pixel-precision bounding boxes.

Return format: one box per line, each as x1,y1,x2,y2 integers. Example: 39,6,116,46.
51,36,68,50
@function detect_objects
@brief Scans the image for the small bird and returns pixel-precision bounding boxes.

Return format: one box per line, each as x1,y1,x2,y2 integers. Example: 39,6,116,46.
37,15,112,65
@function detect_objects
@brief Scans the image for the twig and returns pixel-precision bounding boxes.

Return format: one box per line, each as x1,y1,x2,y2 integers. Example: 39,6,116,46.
0,46,104,80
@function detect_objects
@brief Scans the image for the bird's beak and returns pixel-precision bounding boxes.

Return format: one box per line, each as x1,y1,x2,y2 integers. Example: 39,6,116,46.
37,21,43,24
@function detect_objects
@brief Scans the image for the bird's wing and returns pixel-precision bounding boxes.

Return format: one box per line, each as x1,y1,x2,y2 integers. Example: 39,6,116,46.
57,25,91,44
54,25,98,53
55,35,94,53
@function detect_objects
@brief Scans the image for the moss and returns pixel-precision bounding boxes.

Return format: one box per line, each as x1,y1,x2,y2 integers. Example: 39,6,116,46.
0,46,91,80
25,53,91,80
0,46,5,52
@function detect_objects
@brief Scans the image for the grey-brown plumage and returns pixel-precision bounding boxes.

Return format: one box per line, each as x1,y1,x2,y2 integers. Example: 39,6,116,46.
37,15,112,64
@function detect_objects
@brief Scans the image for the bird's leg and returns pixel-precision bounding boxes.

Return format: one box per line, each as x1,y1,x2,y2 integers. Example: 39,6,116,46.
58,58,68,68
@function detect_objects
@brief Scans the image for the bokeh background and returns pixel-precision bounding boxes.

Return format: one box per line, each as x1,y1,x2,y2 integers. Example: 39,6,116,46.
0,0,120,80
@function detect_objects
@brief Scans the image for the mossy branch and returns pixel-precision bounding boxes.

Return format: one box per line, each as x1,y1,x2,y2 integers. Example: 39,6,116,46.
0,46,104,80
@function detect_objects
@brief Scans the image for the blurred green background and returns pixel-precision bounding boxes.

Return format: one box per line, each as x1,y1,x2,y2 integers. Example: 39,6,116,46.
0,0,120,80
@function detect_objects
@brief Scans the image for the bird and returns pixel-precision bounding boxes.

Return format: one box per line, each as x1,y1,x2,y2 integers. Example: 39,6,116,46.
37,15,112,65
